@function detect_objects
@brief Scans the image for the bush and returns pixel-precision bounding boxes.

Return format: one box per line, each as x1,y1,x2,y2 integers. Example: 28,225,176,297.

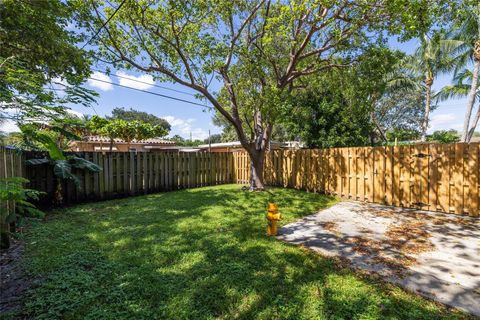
427,130,460,144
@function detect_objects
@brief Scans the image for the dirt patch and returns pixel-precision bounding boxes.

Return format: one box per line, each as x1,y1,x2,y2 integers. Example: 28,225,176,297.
0,239,30,317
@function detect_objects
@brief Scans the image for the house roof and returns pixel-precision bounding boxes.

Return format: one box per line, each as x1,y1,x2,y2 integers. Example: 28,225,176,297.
80,136,175,145
197,141,284,149
197,141,243,148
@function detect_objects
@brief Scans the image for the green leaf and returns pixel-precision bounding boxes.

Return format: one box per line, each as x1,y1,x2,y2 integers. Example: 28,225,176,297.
34,132,66,161
53,160,72,179
26,158,51,166
69,156,102,172
53,161,81,188
21,126,66,160
47,125,82,141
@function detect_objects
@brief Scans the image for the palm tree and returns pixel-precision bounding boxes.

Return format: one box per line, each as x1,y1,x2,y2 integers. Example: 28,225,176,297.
372,61,424,142
446,4,480,142
436,69,480,141
407,32,460,141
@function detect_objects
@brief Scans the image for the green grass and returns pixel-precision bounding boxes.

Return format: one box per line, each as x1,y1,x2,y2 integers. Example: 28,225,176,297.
18,185,467,319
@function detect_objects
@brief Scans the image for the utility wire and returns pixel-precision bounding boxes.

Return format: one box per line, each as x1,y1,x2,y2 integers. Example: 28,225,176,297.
88,77,213,109
81,0,126,49
89,7,211,109
3,59,212,110
91,68,197,97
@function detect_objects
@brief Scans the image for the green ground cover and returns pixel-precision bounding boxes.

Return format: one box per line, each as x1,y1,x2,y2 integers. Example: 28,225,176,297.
16,185,468,319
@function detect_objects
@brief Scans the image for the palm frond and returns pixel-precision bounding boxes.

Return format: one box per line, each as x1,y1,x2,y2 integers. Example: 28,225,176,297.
435,85,471,101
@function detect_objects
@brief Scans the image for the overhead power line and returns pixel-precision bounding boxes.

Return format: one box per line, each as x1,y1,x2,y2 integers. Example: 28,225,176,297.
91,68,197,97
81,0,126,49
88,77,213,109
3,59,211,110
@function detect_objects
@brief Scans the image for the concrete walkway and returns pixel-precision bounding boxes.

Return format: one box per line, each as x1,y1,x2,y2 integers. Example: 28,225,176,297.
278,201,480,316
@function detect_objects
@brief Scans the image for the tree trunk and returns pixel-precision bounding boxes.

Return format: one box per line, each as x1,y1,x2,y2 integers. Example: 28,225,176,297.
371,112,387,143
53,178,63,206
462,59,480,142
109,138,114,152
421,77,433,142
248,148,266,190
467,104,480,143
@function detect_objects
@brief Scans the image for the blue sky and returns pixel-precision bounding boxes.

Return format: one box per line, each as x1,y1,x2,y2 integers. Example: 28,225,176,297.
1,36,469,138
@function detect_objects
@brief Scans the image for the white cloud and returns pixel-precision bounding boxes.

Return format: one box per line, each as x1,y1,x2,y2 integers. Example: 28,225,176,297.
87,71,114,91
116,71,154,90
0,119,20,133
428,113,461,132
163,115,209,140
67,109,84,118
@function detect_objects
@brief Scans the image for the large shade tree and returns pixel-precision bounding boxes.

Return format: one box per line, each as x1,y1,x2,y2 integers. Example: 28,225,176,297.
0,0,96,123
90,0,451,189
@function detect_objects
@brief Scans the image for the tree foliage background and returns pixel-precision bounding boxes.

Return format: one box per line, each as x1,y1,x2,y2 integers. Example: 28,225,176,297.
0,0,96,124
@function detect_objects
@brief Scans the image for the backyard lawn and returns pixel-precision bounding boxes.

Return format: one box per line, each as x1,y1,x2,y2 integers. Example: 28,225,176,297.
13,185,469,319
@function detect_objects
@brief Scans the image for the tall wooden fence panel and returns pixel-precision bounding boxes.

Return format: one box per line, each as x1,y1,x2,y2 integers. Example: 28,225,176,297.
0,147,25,179
232,143,479,217
0,147,26,214
1,149,234,206
3,144,479,216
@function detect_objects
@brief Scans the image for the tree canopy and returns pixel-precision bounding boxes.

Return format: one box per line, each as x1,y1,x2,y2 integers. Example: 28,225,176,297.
110,107,171,133
88,115,169,151
0,0,96,123
87,0,454,188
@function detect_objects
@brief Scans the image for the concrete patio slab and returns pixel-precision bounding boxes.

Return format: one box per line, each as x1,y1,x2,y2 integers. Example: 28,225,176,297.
278,201,480,316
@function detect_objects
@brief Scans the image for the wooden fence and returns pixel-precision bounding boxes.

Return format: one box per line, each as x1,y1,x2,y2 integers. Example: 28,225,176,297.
232,143,479,217
0,147,25,179
2,144,479,216
1,147,234,206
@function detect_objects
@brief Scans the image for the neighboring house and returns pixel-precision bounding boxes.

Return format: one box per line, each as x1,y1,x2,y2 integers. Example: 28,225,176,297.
69,136,175,152
198,141,245,153
282,141,306,149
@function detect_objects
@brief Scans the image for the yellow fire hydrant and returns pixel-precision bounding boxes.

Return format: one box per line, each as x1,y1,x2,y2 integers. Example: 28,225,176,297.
266,202,281,236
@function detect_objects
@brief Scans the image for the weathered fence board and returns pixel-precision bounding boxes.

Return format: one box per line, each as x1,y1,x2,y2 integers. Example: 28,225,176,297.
232,143,479,217
0,147,234,206
0,148,24,179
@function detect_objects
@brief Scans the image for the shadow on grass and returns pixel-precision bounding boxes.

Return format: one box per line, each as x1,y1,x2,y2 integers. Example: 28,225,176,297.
17,185,468,319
